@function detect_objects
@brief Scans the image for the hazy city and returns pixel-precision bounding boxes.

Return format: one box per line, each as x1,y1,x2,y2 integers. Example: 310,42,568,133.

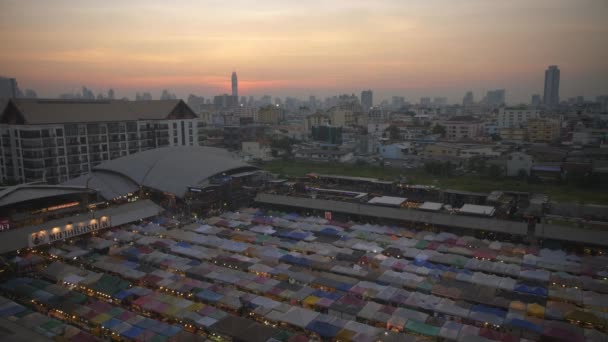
0,1,607,341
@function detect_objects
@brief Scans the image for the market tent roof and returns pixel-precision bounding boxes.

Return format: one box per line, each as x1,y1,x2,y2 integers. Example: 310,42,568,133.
418,202,443,211
405,320,439,337
459,204,496,217
368,196,407,207
209,316,279,342
73,146,258,198
276,307,319,328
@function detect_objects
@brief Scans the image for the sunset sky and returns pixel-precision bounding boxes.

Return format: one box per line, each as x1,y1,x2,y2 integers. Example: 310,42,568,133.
1,0,607,103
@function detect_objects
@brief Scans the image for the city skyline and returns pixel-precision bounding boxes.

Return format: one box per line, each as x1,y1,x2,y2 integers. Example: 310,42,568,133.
1,0,607,102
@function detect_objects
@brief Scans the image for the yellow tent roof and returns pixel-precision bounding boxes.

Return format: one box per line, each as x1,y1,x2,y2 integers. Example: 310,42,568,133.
303,295,321,306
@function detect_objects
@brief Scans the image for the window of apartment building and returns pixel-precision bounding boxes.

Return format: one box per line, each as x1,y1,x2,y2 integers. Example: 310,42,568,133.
55,128,63,136
181,121,185,145
173,122,177,129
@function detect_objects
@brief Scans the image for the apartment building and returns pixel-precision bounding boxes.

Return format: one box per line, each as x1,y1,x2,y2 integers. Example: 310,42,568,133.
444,116,482,141
0,99,200,184
497,107,540,128
527,118,561,142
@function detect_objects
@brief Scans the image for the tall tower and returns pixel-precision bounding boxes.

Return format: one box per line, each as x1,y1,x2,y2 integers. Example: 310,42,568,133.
231,71,238,98
361,90,373,112
543,65,560,107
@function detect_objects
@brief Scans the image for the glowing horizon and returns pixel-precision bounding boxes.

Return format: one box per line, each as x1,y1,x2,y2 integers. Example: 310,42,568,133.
1,0,607,103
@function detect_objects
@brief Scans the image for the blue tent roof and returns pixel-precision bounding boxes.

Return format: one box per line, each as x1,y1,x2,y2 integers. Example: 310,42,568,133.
136,318,159,329
506,318,543,333
0,303,26,317
122,326,144,339
103,318,122,329
471,305,507,318
113,290,133,300
196,289,224,302
514,284,548,297
312,290,342,301
160,325,182,337
319,227,340,236
280,254,312,267
305,320,342,338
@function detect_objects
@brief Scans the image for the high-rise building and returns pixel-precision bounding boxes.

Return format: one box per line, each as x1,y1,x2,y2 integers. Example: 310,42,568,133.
543,65,560,107
392,96,405,110
462,91,474,107
0,99,201,184
231,71,238,97
420,97,431,106
531,94,541,106
0,77,19,99
361,90,373,111
484,89,505,107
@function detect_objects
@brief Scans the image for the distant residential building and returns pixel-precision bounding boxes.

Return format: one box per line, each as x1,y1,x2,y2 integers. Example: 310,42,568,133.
433,97,448,107
213,94,239,109
0,99,199,184
361,90,373,112
423,143,461,158
328,108,357,127
597,95,608,112
378,143,412,160
311,125,342,145
572,128,608,145
241,141,272,161
462,91,474,107
527,118,560,142
256,105,285,125
543,65,560,107
223,125,268,149
499,127,527,142
506,152,534,177
531,94,542,106
0,77,19,99
305,112,330,132
420,97,431,106
295,148,354,163
391,96,405,110
444,116,481,141
497,107,540,128
459,147,501,159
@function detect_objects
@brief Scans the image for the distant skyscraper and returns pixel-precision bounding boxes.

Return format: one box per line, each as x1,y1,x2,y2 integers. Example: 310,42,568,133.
420,97,431,106
462,91,474,106
231,71,238,97
531,94,541,106
361,90,373,111
543,65,560,107
484,89,505,107
0,77,19,99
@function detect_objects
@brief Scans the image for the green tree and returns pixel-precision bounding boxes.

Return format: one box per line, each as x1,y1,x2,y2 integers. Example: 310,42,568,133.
432,124,446,138
385,125,401,141
468,156,487,174
487,164,503,179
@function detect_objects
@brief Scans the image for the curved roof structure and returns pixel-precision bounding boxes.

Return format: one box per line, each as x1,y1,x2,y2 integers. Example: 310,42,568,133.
64,146,258,199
